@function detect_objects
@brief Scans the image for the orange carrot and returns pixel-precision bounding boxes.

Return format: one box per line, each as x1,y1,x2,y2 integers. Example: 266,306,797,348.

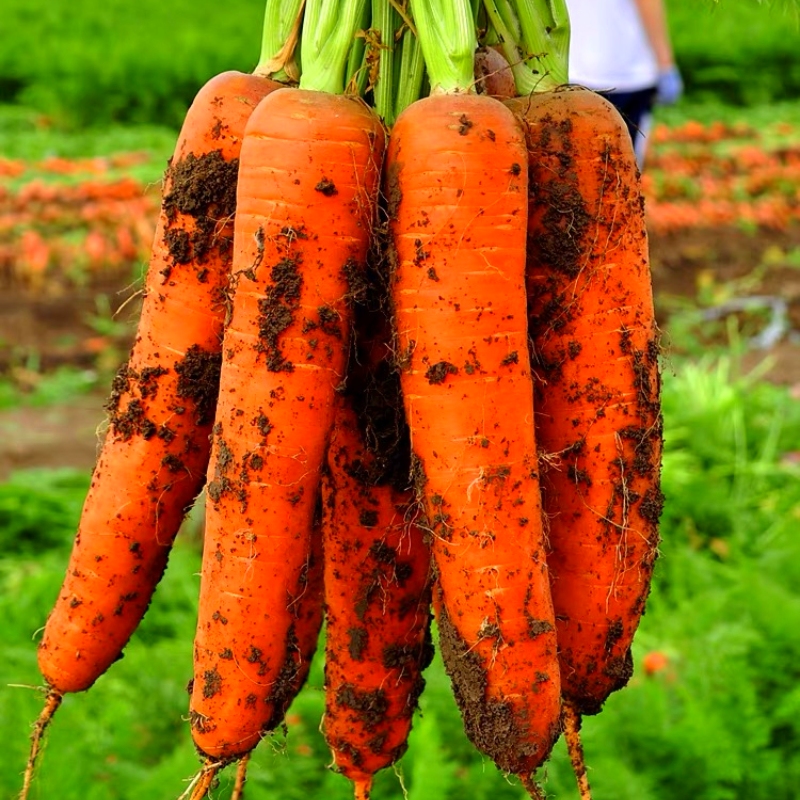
36,69,279,695
23,4,309,786
321,319,432,799
23,71,281,781
187,85,386,765
506,87,662,718
386,84,561,780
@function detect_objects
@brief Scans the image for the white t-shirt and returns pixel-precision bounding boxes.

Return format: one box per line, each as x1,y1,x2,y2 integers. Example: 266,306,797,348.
566,0,659,92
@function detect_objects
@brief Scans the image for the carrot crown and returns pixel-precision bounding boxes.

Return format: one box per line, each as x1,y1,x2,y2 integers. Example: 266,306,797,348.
409,0,476,94
299,0,369,93
254,0,306,82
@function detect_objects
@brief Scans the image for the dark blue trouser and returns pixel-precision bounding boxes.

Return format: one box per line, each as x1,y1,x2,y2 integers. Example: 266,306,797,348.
600,87,657,167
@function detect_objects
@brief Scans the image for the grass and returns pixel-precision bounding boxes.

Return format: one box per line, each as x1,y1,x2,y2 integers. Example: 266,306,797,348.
3,344,800,800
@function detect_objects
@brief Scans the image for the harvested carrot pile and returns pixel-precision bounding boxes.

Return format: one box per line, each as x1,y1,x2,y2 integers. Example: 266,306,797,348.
19,2,663,799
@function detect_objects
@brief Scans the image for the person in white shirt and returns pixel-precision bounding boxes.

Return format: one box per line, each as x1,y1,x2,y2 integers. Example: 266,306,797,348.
566,0,682,166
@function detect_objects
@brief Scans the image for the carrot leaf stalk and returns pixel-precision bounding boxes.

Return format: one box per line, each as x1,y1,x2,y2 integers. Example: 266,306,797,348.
409,0,475,92
393,15,426,119
511,0,569,86
346,0,372,95
371,0,400,121
255,0,306,81
299,0,369,93
483,0,569,94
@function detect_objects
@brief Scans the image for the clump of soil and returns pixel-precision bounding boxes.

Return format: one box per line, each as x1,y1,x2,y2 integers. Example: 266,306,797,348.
160,150,239,273
163,150,238,221
256,257,303,373
174,344,222,426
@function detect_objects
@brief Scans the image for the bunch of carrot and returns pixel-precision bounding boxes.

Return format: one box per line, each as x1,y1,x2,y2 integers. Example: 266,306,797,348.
20,1,662,799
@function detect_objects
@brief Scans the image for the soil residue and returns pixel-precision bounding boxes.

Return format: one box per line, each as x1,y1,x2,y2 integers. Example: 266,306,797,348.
174,344,222,426
256,257,302,372
436,594,549,774
161,150,239,273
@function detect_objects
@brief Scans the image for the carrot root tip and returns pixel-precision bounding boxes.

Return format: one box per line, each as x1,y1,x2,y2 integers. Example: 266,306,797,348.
562,703,593,800
231,753,250,800
19,689,63,800
185,761,222,800
353,778,373,800
520,773,547,800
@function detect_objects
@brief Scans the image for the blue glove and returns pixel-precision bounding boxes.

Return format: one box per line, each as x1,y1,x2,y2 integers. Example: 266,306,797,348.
656,65,683,105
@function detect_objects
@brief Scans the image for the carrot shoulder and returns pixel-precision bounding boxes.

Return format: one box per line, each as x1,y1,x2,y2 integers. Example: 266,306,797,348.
188,86,385,763
387,91,561,778
37,70,280,697
507,87,663,715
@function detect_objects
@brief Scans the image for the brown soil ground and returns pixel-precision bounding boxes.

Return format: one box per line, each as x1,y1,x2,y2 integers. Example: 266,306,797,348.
1,226,799,479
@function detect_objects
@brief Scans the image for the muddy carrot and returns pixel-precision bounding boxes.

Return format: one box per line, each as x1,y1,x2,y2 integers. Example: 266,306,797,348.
322,306,433,800
187,0,386,770
508,84,663,717
387,0,561,788
21,6,305,796
502,2,662,796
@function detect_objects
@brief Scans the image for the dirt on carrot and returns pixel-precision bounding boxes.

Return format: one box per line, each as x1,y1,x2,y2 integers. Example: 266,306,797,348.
157,150,240,282
174,345,223,426
163,150,238,221
436,599,543,776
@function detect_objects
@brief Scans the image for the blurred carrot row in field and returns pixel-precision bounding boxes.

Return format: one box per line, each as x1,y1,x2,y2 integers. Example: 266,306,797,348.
0,155,158,291
645,121,800,233
2,119,800,290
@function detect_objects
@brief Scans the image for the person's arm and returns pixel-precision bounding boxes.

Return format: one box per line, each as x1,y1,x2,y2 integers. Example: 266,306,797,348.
633,0,675,69
634,0,683,103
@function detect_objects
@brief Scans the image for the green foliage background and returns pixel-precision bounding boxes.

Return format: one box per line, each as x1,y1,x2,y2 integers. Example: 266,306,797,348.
1,0,799,128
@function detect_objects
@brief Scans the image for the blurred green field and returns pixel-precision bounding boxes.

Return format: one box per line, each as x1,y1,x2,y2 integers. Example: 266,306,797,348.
1,0,799,128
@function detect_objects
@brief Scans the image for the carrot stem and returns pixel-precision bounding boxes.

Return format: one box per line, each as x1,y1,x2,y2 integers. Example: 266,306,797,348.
373,0,400,121
255,0,306,81
393,19,425,118
299,0,369,93
231,753,250,800
562,702,593,800
346,0,372,95
483,0,568,93
409,0,475,93
510,0,569,87
18,689,62,800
